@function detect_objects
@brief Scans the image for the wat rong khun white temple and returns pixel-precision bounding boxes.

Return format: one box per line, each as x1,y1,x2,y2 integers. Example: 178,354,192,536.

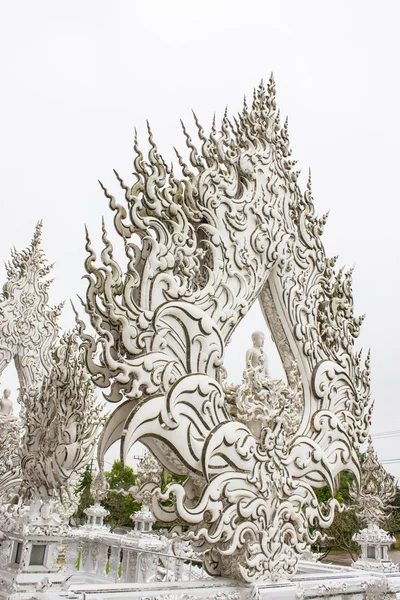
0,77,399,600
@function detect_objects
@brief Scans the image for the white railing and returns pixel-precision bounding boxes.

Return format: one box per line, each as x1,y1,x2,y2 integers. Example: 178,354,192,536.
64,532,207,585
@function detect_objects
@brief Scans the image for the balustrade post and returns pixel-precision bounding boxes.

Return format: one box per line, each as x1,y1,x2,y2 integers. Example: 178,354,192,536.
174,556,183,581
94,541,109,577
108,544,121,582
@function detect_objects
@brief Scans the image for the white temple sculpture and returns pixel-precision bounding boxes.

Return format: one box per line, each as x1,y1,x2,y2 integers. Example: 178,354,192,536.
0,226,104,597
76,76,373,583
0,222,61,392
226,332,303,439
129,451,162,535
350,437,398,572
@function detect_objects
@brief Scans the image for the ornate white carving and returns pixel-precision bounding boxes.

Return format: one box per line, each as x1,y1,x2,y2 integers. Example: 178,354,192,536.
352,523,398,573
349,437,396,527
138,593,240,600
77,77,372,582
350,438,399,573
83,502,110,530
19,329,104,505
0,222,61,393
0,406,22,502
317,581,347,594
131,451,163,511
0,227,104,533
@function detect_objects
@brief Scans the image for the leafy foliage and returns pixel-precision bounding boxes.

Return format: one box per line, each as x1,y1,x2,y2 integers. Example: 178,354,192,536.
384,484,400,536
313,471,360,558
72,465,93,523
314,469,400,560
321,507,361,560
314,471,353,505
105,460,136,490
72,460,141,529
102,460,141,529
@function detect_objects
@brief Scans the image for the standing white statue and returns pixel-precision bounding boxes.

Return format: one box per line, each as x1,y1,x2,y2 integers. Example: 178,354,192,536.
232,333,302,438
245,331,270,377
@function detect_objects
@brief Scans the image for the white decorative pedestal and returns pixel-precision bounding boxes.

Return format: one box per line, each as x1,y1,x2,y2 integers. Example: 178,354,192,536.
0,500,68,599
352,523,399,573
131,504,156,535
83,502,110,531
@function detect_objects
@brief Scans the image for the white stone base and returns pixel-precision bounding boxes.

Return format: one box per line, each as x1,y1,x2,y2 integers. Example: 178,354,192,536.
2,562,400,600
353,557,399,573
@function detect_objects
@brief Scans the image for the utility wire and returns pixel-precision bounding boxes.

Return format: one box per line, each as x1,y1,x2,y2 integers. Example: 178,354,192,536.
371,430,400,439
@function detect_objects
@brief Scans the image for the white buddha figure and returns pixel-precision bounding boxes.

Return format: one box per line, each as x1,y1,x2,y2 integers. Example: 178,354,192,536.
235,332,302,439
245,331,270,377
0,388,15,420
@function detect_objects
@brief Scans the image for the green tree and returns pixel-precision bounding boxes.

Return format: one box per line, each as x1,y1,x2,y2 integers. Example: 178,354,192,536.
313,471,360,559
73,460,141,529
105,460,137,490
72,465,93,523
103,460,141,529
321,506,361,560
383,483,400,538
314,471,353,505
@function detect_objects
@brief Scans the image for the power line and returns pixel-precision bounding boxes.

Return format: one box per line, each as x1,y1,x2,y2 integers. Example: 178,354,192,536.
371,430,400,440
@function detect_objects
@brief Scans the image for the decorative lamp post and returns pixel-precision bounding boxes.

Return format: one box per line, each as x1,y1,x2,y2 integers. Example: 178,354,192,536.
351,438,399,572
83,503,110,531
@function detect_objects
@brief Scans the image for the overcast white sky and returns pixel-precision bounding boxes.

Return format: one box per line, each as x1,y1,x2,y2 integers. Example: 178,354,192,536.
1,1,400,476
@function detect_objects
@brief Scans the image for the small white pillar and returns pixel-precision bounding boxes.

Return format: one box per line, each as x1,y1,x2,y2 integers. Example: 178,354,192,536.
352,523,398,572
83,502,109,530
130,504,156,535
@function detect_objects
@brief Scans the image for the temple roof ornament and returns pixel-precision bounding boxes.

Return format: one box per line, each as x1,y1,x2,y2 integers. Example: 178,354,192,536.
349,437,397,527
129,451,162,521
77,76,373,582
0,222,61,395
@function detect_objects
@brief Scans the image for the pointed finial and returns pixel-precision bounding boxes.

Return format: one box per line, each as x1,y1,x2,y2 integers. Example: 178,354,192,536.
192,110,206,142
307,168,312,191
70,299,79,318
267,72,277,113
211,113,216,136
31,220,43,250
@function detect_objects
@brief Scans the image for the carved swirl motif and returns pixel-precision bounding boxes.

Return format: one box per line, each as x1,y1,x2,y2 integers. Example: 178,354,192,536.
78,77,372,581
19,330,104,504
